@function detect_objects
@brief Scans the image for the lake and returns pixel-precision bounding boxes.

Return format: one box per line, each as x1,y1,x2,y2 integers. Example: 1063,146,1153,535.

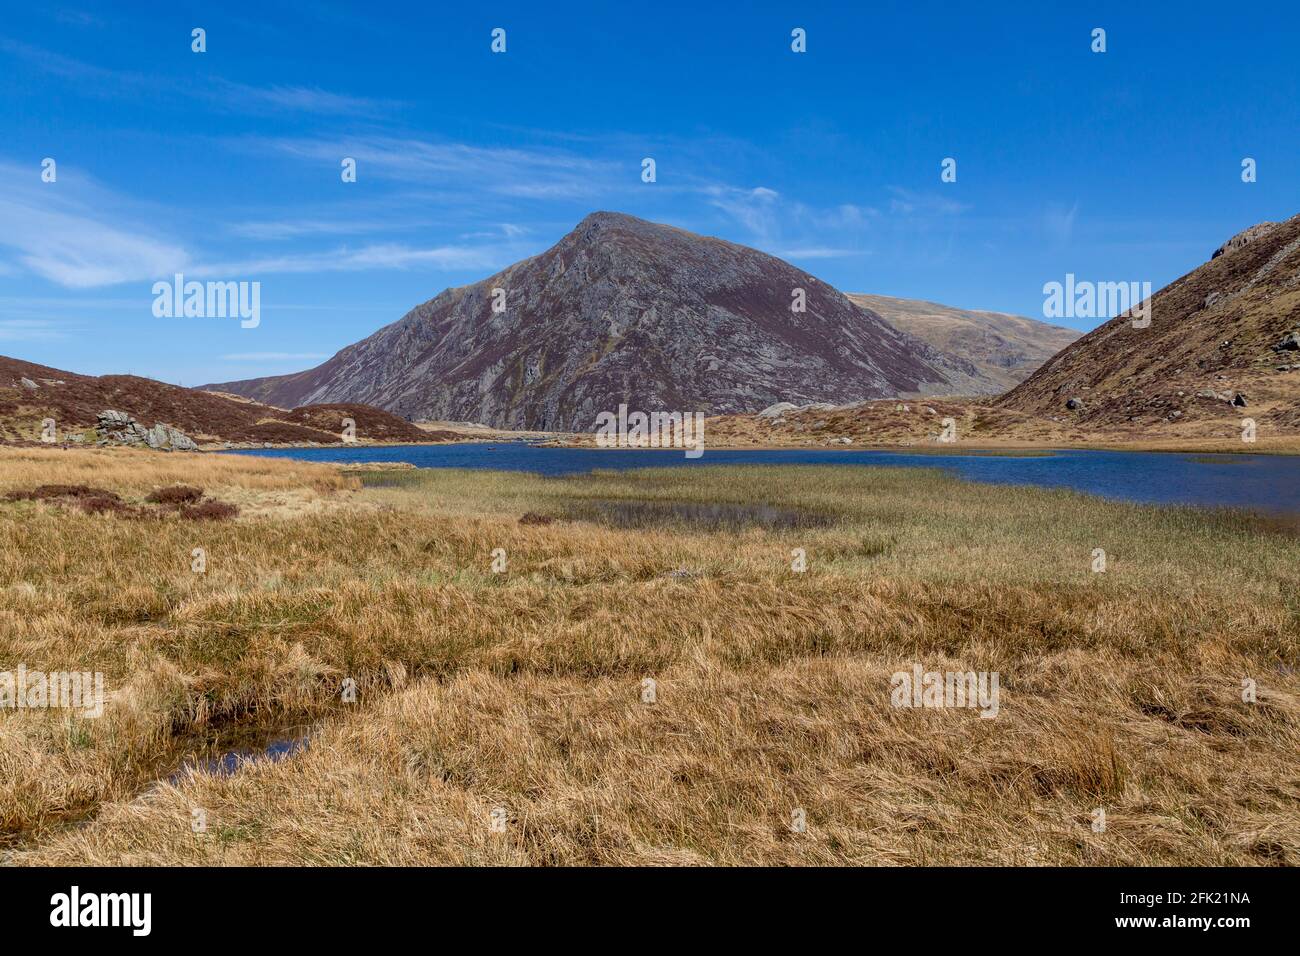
227,443,1300,513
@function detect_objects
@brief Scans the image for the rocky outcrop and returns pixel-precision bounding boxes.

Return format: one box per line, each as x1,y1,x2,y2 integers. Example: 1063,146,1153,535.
1212,222,1277,259
204,212,977,431
96,410,198,451
757,402,801,419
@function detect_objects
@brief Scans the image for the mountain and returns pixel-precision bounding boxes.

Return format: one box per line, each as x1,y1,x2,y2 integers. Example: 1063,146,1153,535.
847,294,1080,393
0,355,442,445
997,214,1300,435
204,212,994,430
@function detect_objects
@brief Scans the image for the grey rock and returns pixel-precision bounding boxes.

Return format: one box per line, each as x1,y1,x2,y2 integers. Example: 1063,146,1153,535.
1212,221,1278,259
96,409,151,445
1065,397,1084,410
95,410,197,450
1273,331,1300,352
147,423,199,451
758,402,800,419
19,377,38,390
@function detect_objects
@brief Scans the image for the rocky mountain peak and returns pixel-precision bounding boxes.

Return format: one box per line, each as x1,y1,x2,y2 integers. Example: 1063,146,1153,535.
202,213,1003,430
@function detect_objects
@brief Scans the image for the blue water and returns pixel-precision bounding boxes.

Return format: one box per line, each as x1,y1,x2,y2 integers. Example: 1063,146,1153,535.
170,733,309,782
227,443,1300,513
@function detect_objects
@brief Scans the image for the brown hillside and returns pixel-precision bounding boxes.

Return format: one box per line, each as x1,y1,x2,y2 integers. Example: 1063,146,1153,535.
996,214,1300,441
0,355,449,446
849,294,1080,392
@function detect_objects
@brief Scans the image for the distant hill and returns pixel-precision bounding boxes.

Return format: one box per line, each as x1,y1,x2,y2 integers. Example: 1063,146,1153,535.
0,355,443,445
848,294,1080,393
204,212,1015,430
996,214,1300,437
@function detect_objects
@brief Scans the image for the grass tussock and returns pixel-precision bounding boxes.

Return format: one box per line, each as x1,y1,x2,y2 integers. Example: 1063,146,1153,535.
1,448,1297,865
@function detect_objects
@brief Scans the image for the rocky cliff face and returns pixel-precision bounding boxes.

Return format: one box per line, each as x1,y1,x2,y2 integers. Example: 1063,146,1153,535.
204,212,969,430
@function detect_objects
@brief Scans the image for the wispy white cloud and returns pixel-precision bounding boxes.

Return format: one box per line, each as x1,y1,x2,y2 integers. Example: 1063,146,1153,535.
0,38,396,117
0,162,191,287
887,187,971,217
227,218,414,241
1043,201,1080,245
770,247,866,260
206,79,402,117
0,319,79,342
0,157,524,287
197,242,515,277
460,223,528,240
705,185,782,240
53,8,105,28
252,136,621,199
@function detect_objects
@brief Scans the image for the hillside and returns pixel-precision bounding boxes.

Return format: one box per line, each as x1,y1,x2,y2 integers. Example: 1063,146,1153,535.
848,294,1080,393
204,212,1009,430
996,214,1300,441
0,356,444,446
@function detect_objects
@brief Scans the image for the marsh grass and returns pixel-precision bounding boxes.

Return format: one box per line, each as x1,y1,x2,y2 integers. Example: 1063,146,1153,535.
1,449,1297,865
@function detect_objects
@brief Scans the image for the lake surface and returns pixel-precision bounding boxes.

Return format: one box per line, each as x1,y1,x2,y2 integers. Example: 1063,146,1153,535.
228,443,1300,513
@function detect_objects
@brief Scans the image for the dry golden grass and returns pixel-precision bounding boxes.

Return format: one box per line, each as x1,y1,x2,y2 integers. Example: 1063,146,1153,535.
1,448,1297,866
0,446,353,496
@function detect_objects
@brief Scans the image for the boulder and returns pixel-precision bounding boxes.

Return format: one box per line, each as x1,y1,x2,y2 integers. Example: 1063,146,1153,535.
1273,331,1300,352
1065,397,1084,410
147,423,199,451
96,410,197,451
757,402,799,419
96,410,151,445
19,377,38,390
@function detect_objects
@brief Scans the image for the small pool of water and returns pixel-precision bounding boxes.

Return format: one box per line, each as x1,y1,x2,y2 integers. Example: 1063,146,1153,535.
168,724,311,782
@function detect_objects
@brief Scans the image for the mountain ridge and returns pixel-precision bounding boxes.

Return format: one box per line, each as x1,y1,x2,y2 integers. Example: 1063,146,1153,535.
203,212,1040,429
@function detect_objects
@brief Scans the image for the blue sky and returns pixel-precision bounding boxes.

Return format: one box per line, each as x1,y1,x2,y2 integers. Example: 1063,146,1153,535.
2,1,1297,386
